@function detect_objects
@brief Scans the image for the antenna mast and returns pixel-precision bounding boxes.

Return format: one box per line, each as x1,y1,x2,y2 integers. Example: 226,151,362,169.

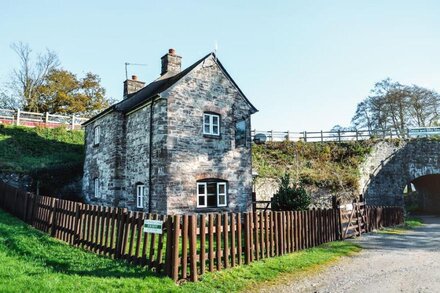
124,62,148,79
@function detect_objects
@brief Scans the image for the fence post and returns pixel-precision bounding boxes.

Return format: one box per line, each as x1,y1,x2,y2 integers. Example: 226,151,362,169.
171,214,180,281
45,112,49,125
50,198,59,237
338,130,341,143
244,213,251,264
115,208,125,259
73,203,82,246
16,109,20,126
189,215,198,282
270,130,274,142
321,130,323,142
71,114,75,130
286,130,290,141
356,130,359,141
303,131,307,142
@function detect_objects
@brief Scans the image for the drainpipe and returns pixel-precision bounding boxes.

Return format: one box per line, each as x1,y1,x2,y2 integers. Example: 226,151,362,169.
148,95,158,213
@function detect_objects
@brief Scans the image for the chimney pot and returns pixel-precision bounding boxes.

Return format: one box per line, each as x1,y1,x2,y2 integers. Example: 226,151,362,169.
161,49,181,76
123,75,145,99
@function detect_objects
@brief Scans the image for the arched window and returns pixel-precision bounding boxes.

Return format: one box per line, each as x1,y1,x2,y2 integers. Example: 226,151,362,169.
197,179,227,208
136,183,145,208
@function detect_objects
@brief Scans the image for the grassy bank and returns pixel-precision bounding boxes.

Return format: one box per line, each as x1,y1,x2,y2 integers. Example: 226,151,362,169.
252,141,374,191
0,125,84,173
0,209,361,292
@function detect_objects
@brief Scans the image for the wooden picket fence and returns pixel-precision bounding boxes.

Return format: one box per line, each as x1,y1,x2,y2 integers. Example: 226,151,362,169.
0,181,404,282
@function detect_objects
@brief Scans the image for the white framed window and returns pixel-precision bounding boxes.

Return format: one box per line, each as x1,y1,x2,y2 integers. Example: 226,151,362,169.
217,182,227,207
94,177,100,198
203,113,220,136
197,181,228,208
197,183,207,208
136,184,145,208
94,125,101,146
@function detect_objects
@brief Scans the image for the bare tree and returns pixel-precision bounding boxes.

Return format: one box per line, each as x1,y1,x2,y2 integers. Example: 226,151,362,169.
352,78,440,137
9,42,60,112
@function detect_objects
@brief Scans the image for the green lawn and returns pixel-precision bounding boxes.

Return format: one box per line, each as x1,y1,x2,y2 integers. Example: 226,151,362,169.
0,209,361,292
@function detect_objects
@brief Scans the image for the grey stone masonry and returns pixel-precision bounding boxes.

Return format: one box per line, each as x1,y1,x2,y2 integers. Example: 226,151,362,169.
82,51,257,214
359,139,440,207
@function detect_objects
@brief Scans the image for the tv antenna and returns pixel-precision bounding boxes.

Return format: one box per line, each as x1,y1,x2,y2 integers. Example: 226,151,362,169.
124,62,147,80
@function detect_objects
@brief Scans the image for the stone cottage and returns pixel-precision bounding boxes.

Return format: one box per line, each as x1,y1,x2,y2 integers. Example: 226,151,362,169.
82,49,258,214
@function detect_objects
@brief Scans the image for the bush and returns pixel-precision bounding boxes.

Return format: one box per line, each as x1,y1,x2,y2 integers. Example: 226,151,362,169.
271,173,311,211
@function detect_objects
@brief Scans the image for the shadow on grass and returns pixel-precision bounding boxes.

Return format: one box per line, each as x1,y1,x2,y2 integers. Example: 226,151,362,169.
0,209,166,280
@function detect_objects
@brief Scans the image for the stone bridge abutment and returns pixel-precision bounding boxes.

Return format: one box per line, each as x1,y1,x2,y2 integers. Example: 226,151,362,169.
360,139,440,211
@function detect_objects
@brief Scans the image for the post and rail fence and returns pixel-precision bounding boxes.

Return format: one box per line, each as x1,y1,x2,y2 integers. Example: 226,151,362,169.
252,127,440,143
0,108,88,130
0,182,404,282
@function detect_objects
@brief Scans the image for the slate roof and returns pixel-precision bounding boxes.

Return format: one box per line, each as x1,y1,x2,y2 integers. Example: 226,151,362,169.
83,52,257,125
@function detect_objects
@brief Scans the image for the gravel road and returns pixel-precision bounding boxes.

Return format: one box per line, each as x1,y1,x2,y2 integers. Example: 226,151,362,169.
260,215,440,293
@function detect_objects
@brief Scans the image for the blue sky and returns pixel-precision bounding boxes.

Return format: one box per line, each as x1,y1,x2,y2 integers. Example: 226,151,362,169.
1,1,440,131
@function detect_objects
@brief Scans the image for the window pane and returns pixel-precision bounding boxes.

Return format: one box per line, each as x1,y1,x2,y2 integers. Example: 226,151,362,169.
218,195,225,205
235,120,246,146
198,195,205,206
204,115,210,124
198,184,205,195
212,116,219,125
204,124,210,134
207,183,216,194
218,184,225,194
213,126,219,134
207,194,217,207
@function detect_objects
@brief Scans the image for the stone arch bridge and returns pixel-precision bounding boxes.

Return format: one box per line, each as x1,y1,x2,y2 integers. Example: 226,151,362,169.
359,139,440,212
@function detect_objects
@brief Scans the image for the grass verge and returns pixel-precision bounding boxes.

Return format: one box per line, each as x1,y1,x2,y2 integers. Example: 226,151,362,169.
377,217,424,235
180,241,361,292
0,208,361,292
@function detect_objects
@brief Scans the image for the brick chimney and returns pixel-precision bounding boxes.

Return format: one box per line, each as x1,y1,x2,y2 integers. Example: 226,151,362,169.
161,48,181,76
123,75,145,99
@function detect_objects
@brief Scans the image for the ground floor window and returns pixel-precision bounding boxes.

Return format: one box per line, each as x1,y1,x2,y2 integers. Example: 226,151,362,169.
197,180,227,208
94,177,100,198
136,184,145,208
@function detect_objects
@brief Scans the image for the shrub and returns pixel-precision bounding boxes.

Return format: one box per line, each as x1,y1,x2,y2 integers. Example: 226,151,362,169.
271,173,311,211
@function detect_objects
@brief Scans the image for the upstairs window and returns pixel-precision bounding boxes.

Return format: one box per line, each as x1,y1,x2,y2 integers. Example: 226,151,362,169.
94,177,100,198
197,180,227,208
136,184,145,208
203,113,220,136
94,126,101,146
235,120,247,146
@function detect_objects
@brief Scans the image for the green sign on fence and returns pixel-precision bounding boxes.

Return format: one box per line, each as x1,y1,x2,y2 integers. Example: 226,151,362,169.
144,219,163,234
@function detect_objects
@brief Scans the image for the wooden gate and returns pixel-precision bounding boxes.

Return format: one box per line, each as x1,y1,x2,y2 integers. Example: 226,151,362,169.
339,201,368,239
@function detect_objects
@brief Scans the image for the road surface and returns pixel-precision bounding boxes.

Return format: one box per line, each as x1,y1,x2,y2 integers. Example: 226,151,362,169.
260,215,440,293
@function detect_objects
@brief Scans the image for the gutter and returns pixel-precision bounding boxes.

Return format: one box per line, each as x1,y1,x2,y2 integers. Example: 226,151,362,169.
148,95,157,213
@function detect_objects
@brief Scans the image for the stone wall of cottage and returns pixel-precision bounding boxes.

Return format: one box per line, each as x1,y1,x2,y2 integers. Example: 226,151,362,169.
82,112,125,205
163,56,254,214
122,99,168,212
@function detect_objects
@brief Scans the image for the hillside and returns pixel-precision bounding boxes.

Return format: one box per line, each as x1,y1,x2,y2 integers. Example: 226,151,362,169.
252,141,375,198
0,125,84,196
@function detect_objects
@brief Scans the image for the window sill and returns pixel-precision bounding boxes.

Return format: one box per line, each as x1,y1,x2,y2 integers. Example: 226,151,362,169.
196,207,229,213
203,134,221,139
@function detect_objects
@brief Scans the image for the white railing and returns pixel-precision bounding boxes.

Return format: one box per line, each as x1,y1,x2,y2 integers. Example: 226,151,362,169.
0,108,88,130
251,128,418,143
